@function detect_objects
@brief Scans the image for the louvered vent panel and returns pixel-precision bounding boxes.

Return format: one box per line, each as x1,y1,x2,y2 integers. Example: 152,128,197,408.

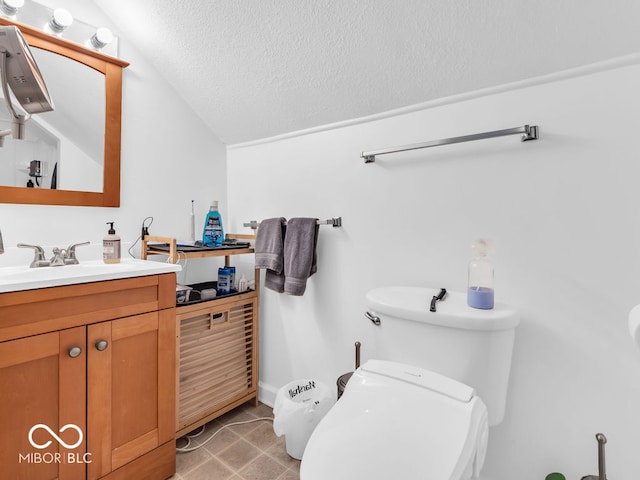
177,300,255,429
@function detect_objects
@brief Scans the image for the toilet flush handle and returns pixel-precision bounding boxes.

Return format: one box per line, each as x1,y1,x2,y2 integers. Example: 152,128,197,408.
365,311,381,325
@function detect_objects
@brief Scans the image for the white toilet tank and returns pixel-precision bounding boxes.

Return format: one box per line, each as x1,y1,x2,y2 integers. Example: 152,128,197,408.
366,286,519,426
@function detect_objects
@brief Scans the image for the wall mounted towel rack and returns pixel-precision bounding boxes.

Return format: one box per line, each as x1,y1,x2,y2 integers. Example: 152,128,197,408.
361,124,539,163
243,217,342,230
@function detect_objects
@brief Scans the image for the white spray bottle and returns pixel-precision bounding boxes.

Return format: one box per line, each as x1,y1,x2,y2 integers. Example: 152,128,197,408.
467,238,494,309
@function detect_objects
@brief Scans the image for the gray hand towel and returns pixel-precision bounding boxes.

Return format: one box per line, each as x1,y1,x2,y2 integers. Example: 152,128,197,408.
255,217,286,292
265,269,285,293
283,218,319,296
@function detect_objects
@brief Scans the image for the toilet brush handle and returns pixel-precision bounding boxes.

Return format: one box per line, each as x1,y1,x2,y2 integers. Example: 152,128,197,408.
580,433,608,480
355,341,361,369
596,433,607,480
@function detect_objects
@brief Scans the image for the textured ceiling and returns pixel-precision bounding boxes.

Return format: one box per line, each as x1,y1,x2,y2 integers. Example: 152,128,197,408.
91,0,640,145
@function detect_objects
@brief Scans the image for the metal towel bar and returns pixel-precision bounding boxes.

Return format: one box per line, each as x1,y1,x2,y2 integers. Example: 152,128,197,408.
243,217,342,230
361,124,539,163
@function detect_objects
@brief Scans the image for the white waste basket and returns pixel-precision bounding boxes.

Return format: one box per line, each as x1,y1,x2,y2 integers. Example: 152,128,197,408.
273,379,335,460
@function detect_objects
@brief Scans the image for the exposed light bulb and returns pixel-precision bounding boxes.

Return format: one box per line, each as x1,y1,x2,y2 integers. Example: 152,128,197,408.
0,0,24,18
88,27,113,50
45,8,73,36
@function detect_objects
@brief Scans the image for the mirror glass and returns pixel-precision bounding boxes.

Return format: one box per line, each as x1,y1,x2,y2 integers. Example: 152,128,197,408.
0,47,105,192
0,18,128,207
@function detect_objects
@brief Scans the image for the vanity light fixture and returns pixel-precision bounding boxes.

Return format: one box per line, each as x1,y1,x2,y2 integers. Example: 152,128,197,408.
88,27,113,51
1,2,119,57
44,8,73,36
0,0,24,18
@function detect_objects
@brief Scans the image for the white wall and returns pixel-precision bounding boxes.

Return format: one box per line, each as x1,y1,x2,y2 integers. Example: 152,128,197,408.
0,1,227,284
227,59,640,479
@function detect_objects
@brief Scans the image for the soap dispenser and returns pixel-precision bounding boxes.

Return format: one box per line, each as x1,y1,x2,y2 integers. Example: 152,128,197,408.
103,221,121,264
467,238,494,309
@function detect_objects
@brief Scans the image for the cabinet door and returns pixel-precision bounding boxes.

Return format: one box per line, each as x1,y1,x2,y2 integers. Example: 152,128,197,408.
87,310,175,480
0,327,87,480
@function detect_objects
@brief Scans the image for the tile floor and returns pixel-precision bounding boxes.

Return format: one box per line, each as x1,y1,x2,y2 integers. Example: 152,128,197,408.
173,402,300,480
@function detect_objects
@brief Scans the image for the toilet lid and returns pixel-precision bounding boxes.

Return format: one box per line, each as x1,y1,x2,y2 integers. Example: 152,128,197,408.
301,360,488,480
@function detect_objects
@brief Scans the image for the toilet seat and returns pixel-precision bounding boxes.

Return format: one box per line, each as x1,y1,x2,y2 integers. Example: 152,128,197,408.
301,360,489,480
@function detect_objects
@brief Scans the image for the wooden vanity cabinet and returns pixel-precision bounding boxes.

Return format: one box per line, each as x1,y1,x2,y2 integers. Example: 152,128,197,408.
0,326,87,480
0,273,176,480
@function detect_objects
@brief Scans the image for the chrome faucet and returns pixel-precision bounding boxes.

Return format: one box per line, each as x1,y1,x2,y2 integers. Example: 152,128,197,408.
63,241,90,264
18,241,90,268
50,247,67,266
18,243,50,268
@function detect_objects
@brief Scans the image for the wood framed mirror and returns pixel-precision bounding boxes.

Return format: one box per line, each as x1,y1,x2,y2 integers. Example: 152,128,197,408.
0,18,129,207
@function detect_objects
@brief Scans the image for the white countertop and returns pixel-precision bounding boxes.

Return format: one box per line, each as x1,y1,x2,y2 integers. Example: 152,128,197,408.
0,259,181,293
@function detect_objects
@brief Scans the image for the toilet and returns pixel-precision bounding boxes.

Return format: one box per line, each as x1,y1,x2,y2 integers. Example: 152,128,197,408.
301,286,519,480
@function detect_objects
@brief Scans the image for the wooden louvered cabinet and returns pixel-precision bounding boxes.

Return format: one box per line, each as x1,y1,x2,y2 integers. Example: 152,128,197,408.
141,234,259,437
175,292,258,436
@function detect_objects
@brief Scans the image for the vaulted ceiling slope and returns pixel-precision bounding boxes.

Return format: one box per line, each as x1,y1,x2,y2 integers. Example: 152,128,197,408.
92,0,640,145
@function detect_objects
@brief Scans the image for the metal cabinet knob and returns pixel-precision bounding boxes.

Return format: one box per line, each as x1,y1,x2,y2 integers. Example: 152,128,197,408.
95,340,109,351
68,346,82,358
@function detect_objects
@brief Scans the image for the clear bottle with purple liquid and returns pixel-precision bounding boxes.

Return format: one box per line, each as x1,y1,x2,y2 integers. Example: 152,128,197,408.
467,239,494,309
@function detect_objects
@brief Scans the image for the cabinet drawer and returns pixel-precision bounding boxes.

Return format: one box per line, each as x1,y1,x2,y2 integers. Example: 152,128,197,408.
0,274,175,342
176,296,257,432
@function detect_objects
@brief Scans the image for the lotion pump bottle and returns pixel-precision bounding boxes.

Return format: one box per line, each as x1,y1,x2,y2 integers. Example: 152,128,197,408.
103,221,121,264
467,238,494,309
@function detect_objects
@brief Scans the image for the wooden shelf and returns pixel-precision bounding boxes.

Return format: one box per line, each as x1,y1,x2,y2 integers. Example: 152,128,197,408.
141,234,260,438
142,234,255,264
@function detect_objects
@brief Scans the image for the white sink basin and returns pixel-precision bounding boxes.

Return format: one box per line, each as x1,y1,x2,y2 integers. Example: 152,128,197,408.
0,259,181,293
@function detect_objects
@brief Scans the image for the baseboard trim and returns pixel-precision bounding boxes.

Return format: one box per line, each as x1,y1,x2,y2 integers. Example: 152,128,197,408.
258,381,278,408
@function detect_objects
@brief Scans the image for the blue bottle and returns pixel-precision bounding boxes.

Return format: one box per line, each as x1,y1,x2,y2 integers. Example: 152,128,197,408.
227,266,236,292
467,239,494,310
217,267,231,295
202,200,224,246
